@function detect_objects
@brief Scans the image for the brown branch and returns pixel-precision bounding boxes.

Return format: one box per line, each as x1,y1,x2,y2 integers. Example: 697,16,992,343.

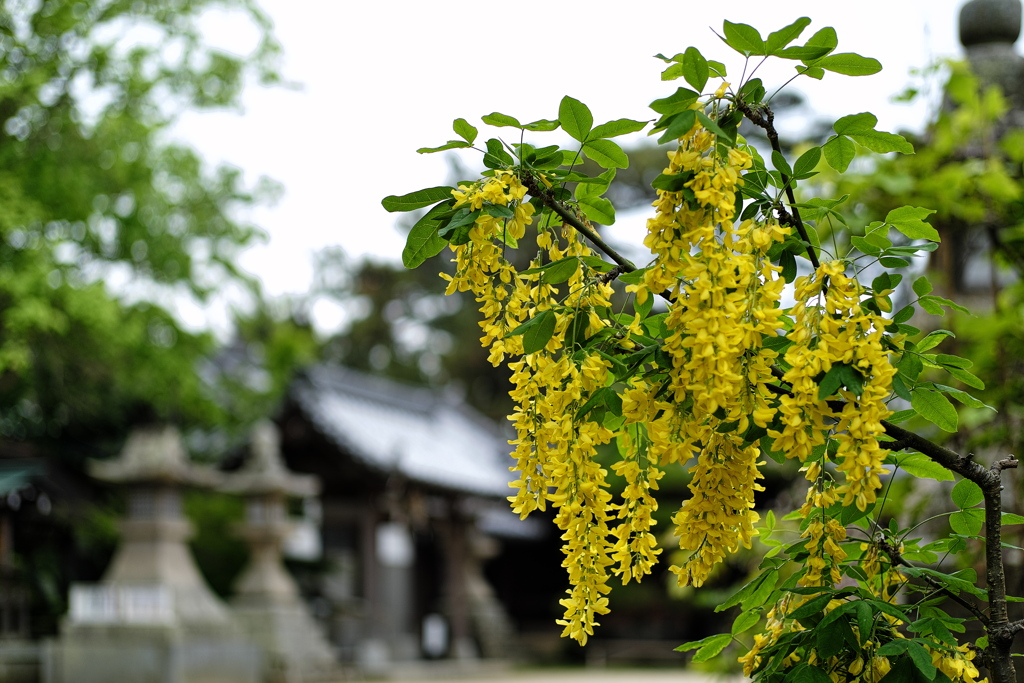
878,537,988,624
519,172,636,272
519,171,675,304
733,99,820,270
884,417,1018,682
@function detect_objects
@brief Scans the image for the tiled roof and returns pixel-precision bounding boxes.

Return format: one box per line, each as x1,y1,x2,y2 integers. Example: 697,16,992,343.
292,365,514,498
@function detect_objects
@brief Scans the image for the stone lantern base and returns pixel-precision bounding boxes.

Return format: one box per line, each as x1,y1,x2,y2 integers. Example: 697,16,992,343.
232,599,342,683
45,620,261,683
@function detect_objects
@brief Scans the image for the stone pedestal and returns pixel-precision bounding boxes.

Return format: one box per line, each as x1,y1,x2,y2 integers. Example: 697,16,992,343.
224,421,340,682
46,425,260,683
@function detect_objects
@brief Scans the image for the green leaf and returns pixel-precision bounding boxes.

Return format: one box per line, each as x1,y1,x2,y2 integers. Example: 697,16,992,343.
766,17,811,54
777,45,834,61
788,592,834,622
691,633,732,663
779,250,797,282
892,454,954,481
851,236,881,255
660,62,686,81
657,110,698,144
739,78,766,105
416,140,472,154
886,206,939,241
676,632,726,652
717,569,776,612
382,186,455,213
583,139,629,169
402,201,452,268
804,26,838,54
849,130,914,155
797,65,825,80
483,138,515,169
722,20,765,56
579,255,617,273
945,365,985,390
916,329,954,353
771,150,793,178
818,364,845,400
823,135,857,173
952,479,984,509
453,118,478,144
913,276,933,296
542,258,580,285
950,508,985,536
650,87,700,116
1002,513,1024,525
707,60,727,77
590,118,648,139
793,147,821,177
933,384,994,410
887,408,916,424
509,310,557,354
481,112,521,127
579,197,616,225
833,112,878,135
483,204,515,219
816,617,851,660
696,110,735,143
814,52,882,76
731,609,760,635
439,208,480,245
559,96,593,142
523,118,560,131
792,664,834,683
906,640,937,680
911,388,958,432
682,46,709,91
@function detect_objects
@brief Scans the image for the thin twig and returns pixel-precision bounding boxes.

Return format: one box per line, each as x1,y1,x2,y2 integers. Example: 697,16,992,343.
733,99,820,270
878,537,989,624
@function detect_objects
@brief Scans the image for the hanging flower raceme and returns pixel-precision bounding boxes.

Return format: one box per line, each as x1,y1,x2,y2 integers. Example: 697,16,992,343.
626,121,788,588
770,260,894,510
670,430,764,588
441,170,537,366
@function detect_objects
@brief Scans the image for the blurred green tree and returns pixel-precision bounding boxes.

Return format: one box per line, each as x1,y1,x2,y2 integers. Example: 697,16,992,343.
0,0,284,444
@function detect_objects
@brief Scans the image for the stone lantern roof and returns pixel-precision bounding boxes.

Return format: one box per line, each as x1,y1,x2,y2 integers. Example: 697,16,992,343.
88,424,222,488
220,420,318,498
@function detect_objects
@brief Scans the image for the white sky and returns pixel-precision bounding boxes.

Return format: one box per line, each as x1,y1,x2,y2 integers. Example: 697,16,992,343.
170,0,990,334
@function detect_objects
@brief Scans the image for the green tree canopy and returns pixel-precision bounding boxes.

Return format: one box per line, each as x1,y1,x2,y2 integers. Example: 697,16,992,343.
0,0,284,443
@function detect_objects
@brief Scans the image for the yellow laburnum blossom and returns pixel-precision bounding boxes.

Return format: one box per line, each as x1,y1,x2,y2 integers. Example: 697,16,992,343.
611,385,667,583
670,430,764,587
631,124,787,587
769,260,894,511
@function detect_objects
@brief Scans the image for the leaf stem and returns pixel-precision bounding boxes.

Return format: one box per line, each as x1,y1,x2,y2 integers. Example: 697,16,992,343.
733,99,820,270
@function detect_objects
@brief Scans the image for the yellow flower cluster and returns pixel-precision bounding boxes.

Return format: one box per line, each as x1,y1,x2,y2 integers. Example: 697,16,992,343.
626,121,789,587
770,261,893,510
613,386,665,584
933,644,986,683
440,113,904,651
441,170,537,366
501,218,625,644
670,431,764,587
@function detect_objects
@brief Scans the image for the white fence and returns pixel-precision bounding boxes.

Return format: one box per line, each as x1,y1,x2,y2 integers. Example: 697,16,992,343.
68,584,173,624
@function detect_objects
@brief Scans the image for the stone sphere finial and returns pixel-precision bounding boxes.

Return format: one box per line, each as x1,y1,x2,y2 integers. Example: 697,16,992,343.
960,0,1022,48
248,419,284,475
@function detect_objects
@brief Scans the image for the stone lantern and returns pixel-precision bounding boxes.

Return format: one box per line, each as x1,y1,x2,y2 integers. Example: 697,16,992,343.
960,0,1024,132
222,420,340,682
49,424,259,683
